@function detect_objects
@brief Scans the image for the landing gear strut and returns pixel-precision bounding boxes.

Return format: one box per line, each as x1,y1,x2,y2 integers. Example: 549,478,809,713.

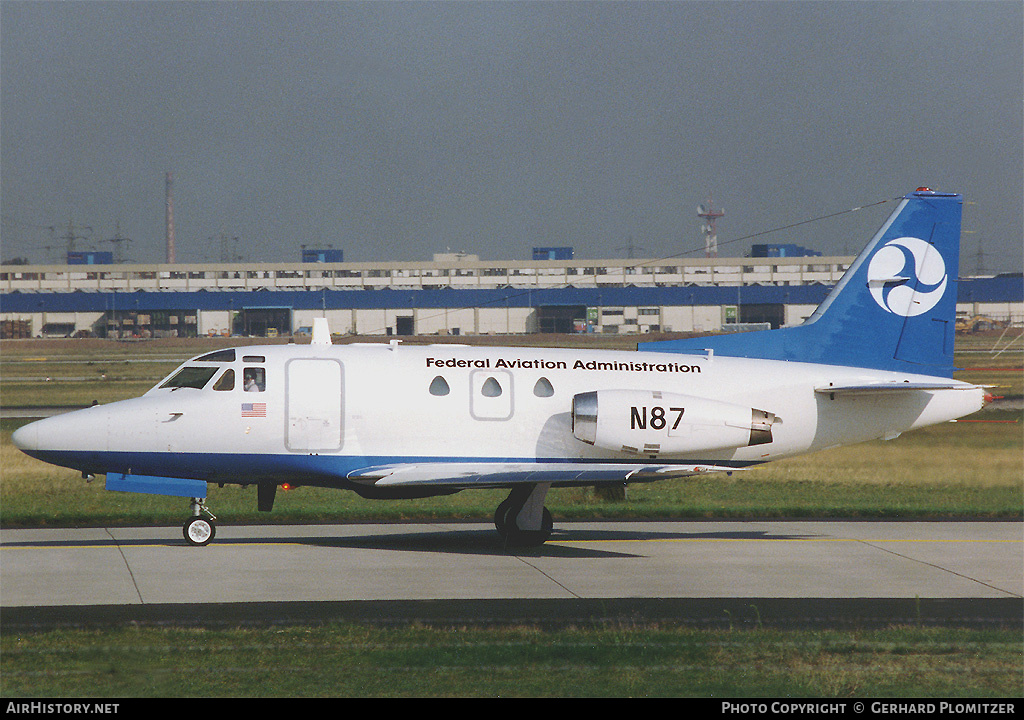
183,497,217,546
494,483,553,548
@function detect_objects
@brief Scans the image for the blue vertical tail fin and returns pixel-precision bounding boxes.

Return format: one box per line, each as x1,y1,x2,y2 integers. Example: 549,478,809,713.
639,188,962,377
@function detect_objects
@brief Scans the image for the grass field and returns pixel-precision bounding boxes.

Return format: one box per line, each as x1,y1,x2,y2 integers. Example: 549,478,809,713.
2,625,1020,697
1,332,1020,698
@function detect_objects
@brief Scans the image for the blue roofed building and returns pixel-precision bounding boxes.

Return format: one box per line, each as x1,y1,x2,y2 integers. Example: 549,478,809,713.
1,254,1020,338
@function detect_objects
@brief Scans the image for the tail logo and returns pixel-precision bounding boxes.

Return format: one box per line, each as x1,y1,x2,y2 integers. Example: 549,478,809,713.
866,236,947,317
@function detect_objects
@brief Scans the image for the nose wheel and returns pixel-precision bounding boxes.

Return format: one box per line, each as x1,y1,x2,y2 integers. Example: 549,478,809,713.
183,497,217,546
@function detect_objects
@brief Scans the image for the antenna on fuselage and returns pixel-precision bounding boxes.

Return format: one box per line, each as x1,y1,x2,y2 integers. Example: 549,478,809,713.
312,317,332,345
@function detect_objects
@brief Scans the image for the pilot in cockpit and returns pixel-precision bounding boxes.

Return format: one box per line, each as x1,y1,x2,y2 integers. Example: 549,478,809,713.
243,367,265,392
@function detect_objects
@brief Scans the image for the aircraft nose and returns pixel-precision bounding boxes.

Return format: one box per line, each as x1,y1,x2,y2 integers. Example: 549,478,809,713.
11,422,39,452
10,408,108,459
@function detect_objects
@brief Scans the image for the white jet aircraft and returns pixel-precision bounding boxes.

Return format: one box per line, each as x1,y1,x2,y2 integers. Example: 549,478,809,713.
13,188,986,546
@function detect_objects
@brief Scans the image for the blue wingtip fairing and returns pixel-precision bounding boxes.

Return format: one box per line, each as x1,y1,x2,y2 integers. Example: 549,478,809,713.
638,189,963,378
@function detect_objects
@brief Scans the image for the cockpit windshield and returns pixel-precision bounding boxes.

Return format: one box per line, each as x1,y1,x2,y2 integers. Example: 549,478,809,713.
160,366,219,390
195,349,236,362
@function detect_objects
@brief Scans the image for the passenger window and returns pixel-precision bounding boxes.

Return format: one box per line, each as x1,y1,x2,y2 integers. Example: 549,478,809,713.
481,377,502,397
213,369,235,391
533,377,554,397
429,376,450,396
243,367,266,392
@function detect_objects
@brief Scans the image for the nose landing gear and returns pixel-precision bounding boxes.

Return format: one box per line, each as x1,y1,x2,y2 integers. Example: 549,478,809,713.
183,497,217,546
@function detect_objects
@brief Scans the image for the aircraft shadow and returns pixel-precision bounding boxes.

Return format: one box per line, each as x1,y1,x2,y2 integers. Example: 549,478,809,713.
2,525,817,560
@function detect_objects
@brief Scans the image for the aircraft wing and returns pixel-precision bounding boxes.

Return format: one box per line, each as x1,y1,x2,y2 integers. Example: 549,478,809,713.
347,461,741,488
813,381,973,396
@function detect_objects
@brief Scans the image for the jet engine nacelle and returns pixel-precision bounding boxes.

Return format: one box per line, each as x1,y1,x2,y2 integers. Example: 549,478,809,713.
571,389,777,455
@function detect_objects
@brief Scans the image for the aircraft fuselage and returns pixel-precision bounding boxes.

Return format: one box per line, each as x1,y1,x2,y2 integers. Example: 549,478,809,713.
14,341,984,492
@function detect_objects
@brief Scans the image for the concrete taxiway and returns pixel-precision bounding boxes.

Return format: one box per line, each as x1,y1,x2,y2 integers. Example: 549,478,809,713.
1,520,1021,628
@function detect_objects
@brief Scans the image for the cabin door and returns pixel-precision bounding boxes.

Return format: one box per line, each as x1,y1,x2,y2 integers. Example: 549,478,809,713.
286,358,343,452
470,369,514,421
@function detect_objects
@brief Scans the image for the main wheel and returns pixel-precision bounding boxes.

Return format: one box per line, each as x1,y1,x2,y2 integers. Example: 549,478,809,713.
183,517,216,546
501,508,553,548
494,498,515,533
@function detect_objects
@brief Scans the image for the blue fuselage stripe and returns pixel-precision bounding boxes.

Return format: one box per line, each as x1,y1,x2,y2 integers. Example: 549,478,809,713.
23,449,759,487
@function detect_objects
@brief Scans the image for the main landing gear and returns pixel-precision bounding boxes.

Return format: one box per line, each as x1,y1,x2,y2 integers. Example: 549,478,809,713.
494,483,553,548
183,497,217,546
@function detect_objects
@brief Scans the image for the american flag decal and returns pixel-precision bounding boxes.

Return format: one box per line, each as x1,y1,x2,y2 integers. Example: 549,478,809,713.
241,402,267,417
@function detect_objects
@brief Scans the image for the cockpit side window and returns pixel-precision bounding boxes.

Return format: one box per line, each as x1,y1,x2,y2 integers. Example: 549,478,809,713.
160,366,219,390
213,368,235,391
243,367,266,392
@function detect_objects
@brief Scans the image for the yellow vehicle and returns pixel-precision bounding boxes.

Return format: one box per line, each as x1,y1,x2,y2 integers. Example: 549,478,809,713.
955,315,1007,333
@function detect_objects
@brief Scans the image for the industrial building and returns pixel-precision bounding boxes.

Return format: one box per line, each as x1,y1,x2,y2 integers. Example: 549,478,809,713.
1,251,1020,340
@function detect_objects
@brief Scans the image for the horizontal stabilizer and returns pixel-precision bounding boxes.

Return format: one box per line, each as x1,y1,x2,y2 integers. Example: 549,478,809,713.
814,381,969,396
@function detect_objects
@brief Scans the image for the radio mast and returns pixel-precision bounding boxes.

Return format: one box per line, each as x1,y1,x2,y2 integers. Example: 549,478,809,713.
165,172,176,263
698,195,724,258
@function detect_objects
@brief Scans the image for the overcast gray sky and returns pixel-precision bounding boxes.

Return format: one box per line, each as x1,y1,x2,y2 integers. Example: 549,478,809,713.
2,0,1021,273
